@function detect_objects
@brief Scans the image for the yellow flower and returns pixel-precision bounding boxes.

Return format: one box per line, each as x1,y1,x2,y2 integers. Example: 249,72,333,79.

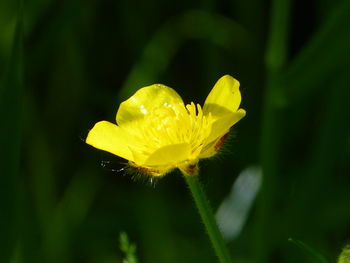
86,75,246,176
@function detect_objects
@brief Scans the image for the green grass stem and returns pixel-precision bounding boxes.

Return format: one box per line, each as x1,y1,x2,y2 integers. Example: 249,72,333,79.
254,0,290,262
184,175,232,263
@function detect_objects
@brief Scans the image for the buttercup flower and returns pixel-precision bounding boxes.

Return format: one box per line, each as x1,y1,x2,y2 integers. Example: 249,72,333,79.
86,75,245,176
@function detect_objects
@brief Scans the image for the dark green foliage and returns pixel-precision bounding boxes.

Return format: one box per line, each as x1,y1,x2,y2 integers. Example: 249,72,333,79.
0,0,23,261
0,0,349,262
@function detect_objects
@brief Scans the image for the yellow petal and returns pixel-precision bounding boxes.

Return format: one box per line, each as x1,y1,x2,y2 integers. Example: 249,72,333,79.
143,143,191,167
198,139,220,159
128,163,171,177
203,75,242,117
116,84,184,126
200,109,246,158
86,121,134,161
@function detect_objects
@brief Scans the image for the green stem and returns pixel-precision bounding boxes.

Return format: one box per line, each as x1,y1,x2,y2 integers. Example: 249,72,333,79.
254,0,290,262
184,175,232,263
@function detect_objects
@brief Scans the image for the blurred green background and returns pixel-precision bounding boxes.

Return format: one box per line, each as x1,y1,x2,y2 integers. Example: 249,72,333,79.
1,0,350,262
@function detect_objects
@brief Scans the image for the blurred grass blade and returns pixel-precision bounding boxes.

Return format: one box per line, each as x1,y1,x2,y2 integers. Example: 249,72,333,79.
216,166,262,241
288,238,330,263
255,0,290,262
0,0,23,262
283,0,350,104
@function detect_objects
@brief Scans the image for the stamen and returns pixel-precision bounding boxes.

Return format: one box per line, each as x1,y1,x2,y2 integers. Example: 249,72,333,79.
134,101,213,161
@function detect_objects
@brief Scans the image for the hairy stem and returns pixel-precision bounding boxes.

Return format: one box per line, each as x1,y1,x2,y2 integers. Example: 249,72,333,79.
184,175,232,263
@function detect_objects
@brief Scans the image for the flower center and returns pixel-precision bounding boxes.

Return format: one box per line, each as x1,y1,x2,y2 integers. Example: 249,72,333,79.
137,102,212,159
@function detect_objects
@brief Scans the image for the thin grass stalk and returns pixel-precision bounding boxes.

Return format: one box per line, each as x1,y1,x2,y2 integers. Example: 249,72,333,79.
254,0,290,262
